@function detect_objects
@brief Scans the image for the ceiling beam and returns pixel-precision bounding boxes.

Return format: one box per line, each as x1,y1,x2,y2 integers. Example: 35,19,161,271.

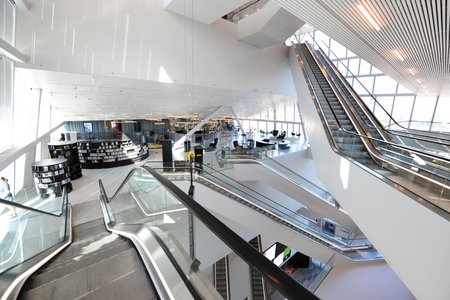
0,37,28,63
15,0,31,10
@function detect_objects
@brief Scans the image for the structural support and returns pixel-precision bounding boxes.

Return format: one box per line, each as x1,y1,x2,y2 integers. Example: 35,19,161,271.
173,106,228,149
16,0,31,10
0,37,28,63
229,107,244,135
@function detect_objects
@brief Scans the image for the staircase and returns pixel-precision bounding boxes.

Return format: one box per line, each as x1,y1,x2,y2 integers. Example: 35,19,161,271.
18,218,156,300
214,257,229,300
249,236,266,300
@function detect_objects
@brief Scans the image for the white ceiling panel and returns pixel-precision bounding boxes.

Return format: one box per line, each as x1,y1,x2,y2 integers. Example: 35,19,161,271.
15,68,297,121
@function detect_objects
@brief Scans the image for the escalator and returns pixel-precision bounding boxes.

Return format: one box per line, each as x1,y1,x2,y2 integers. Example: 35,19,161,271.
2,167,318,300
100,165,318,299
144,161,379,262
213,256,229,300
296,42,449,213
289,42,450,299
309,40,450,180
19,219,156,299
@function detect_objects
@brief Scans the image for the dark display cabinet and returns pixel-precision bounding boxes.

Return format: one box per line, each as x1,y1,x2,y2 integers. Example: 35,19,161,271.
48,141,82,180
32,158,73,196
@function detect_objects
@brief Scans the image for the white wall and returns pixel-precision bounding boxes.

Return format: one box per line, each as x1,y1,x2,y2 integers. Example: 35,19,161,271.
15,0,296,96
289,46,450,300
228,252,251,300
226,163,356,229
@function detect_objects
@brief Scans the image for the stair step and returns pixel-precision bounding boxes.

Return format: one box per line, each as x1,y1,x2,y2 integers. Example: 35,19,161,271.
20,248,145,299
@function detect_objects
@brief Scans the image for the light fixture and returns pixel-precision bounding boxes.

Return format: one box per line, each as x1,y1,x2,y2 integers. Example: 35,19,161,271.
408,68,416,75
393,50,405,61
357,3,382,31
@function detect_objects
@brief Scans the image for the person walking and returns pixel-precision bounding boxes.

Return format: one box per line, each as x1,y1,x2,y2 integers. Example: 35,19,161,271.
1,177,16,216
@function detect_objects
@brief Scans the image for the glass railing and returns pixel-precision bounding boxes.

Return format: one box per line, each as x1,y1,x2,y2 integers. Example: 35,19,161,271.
295,43,450,214
304,36,450,158
0,185,70,275
143,161,372,253
215,147,338,206
102,166,320,299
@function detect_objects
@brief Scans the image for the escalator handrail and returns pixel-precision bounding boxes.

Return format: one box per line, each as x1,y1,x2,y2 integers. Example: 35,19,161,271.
0,186,69,218
305,33,450,142
295,43,450,202
110,166,319,299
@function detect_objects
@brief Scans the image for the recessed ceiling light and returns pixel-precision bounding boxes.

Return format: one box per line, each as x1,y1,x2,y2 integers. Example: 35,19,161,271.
393,50,404,61
357,3,382,31
408,69,416,75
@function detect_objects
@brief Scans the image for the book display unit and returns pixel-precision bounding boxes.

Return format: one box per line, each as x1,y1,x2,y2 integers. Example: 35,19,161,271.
32,158,73,197
77,138,149,169
48,141,82,180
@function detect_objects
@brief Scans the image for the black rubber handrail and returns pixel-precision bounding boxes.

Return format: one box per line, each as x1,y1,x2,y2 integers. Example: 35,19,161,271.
131,166,320,299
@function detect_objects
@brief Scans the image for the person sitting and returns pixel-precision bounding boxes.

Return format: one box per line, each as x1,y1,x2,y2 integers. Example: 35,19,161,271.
277,131,286,140
205,138,219,151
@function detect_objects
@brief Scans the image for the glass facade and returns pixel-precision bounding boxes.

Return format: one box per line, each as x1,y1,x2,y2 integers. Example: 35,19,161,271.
239,104,304,138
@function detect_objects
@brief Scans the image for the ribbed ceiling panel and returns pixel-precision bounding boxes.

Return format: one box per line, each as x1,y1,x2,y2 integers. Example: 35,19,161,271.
273,0,450,96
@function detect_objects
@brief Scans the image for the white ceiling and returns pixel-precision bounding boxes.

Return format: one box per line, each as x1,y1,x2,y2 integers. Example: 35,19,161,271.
15,67,297,121
273,0,450,96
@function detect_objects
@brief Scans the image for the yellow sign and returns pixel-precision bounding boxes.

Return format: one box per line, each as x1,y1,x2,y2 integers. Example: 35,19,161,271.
187,150,195,161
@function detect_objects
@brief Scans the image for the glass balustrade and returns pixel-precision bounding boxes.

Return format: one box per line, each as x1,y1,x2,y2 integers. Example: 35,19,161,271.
0,186,70,275
143,161,370,251
104,167,326,298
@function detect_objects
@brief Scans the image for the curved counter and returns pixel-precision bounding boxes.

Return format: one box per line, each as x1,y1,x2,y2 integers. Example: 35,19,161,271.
77,138,149,169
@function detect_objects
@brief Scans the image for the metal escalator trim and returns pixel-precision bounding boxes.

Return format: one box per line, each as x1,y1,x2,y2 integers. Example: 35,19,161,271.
99,179,210,300
0,207,73,300
105,224,202,300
